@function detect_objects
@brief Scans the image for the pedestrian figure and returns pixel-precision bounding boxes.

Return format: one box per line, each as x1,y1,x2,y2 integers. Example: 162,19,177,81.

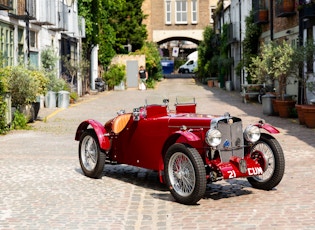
138,66,148,90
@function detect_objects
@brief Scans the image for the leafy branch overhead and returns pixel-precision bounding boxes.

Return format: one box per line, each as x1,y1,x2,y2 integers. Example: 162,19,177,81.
78,0,147,66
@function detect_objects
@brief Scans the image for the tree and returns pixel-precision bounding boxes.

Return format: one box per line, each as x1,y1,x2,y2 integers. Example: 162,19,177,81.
247,41,295,100
236,11,261,82
109,0,147,53
78,0,120,66
197,26,219,82
78,0,147,66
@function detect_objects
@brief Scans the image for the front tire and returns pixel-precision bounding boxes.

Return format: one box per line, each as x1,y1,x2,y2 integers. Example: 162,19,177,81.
164,143,206,205
79,129,106,179
247,133,285,190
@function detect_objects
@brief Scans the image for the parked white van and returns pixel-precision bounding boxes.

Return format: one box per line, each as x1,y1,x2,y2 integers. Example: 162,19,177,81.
178,51,198,74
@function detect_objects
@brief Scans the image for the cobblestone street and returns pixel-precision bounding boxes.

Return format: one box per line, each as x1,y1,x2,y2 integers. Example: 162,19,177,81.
1,78,315,229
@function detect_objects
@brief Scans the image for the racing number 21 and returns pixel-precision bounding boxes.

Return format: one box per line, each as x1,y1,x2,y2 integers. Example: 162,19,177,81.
228,170,236,179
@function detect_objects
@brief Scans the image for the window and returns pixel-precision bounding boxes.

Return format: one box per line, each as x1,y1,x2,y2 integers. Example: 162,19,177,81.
165,0,171,24
18,28,24,62
30,31,37,49
175,0,187,24
191,0,197,24
0,22,14,67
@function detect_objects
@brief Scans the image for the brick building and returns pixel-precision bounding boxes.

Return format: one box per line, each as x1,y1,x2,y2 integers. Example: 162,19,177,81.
142,0,218,57
216,0,315,104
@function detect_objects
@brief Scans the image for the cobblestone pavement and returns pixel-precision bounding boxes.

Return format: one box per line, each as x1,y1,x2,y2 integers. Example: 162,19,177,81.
1,78,315,230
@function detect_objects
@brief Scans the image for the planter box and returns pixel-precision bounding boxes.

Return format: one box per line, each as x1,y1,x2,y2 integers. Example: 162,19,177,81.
276,0,296,17
207,80,214,87
273,100,296,118
302,105,315,128
295,104,306,125
254,9,269,24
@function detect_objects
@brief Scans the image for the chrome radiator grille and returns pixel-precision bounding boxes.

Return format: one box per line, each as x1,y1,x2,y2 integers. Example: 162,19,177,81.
217,120,244,162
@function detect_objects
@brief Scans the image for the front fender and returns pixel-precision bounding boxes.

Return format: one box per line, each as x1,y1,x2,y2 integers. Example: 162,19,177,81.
162,131,201,155
254,122,280,134
161,130,202,167
75,119,111,151
175,130,202,142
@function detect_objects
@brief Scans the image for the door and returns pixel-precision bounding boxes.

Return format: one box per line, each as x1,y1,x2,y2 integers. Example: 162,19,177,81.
126,60,138,88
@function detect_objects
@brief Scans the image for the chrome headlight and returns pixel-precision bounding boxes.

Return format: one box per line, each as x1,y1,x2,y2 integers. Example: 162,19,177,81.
205,129,222,147
244,125,261,143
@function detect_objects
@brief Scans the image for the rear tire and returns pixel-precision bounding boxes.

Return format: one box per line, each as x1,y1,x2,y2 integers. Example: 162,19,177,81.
247,133,285,190
164,143,206,205
79,129,106,179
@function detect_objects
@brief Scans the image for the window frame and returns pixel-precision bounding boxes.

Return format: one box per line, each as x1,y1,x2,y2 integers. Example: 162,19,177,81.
175,0,187,25
165,0,172,25
191,0,197,24
29,30,38,50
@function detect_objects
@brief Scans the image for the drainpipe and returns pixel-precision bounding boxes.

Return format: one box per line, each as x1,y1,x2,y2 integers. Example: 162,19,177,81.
298,16,304,104
270,0,273,41
25,0,30,63
239,0,243,86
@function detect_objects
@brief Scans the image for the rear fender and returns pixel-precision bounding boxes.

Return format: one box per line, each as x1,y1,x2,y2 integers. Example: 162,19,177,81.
75,119,111,151
254,122,280,134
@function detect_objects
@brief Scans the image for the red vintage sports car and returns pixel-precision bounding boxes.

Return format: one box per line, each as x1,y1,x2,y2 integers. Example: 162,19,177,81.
75,97,285,205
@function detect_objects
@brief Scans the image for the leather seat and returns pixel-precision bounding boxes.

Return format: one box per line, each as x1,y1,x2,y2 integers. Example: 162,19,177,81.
112,113,131,134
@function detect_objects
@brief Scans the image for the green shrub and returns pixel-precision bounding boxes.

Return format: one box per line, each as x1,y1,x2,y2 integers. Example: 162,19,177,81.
146,78,155,89
102,64,126,89
11,110,29,130
30,70,49,96
0,96,9,134
5,66,39,106
0,67,10,94
70,91,78,101
45,71,69,92
133,42,163,82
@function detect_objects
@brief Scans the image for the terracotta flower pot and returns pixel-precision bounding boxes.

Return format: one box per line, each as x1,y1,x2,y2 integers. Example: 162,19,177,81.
207,80,214,87
295,104,305,125
302,105,315,128
272,99,279,114
274,100,296,118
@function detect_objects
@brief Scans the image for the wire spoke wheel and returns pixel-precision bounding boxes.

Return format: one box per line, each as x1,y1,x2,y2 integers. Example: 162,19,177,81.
251,143,275,182
79,130,106,179
165,143,206,205
81,135,98,171
169,152,196,197
247,133,285,190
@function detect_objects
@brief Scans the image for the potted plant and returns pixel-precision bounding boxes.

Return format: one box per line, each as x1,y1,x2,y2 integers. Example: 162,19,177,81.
248,41,296,118
291,39,315,127
103,64,126,90
30,70,49,119
2,66,42,122
300,80,315,128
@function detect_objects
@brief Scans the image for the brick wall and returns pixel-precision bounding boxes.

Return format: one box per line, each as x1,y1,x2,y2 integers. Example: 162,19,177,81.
143,0,213,42
261,1,298,35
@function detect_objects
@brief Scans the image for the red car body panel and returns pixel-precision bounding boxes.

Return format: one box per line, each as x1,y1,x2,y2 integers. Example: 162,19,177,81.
255,122,280,134
75,103,279,178
75,119,111,150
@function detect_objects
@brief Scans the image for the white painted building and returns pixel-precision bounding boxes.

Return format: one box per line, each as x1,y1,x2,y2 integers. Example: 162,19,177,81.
0,0,85,94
